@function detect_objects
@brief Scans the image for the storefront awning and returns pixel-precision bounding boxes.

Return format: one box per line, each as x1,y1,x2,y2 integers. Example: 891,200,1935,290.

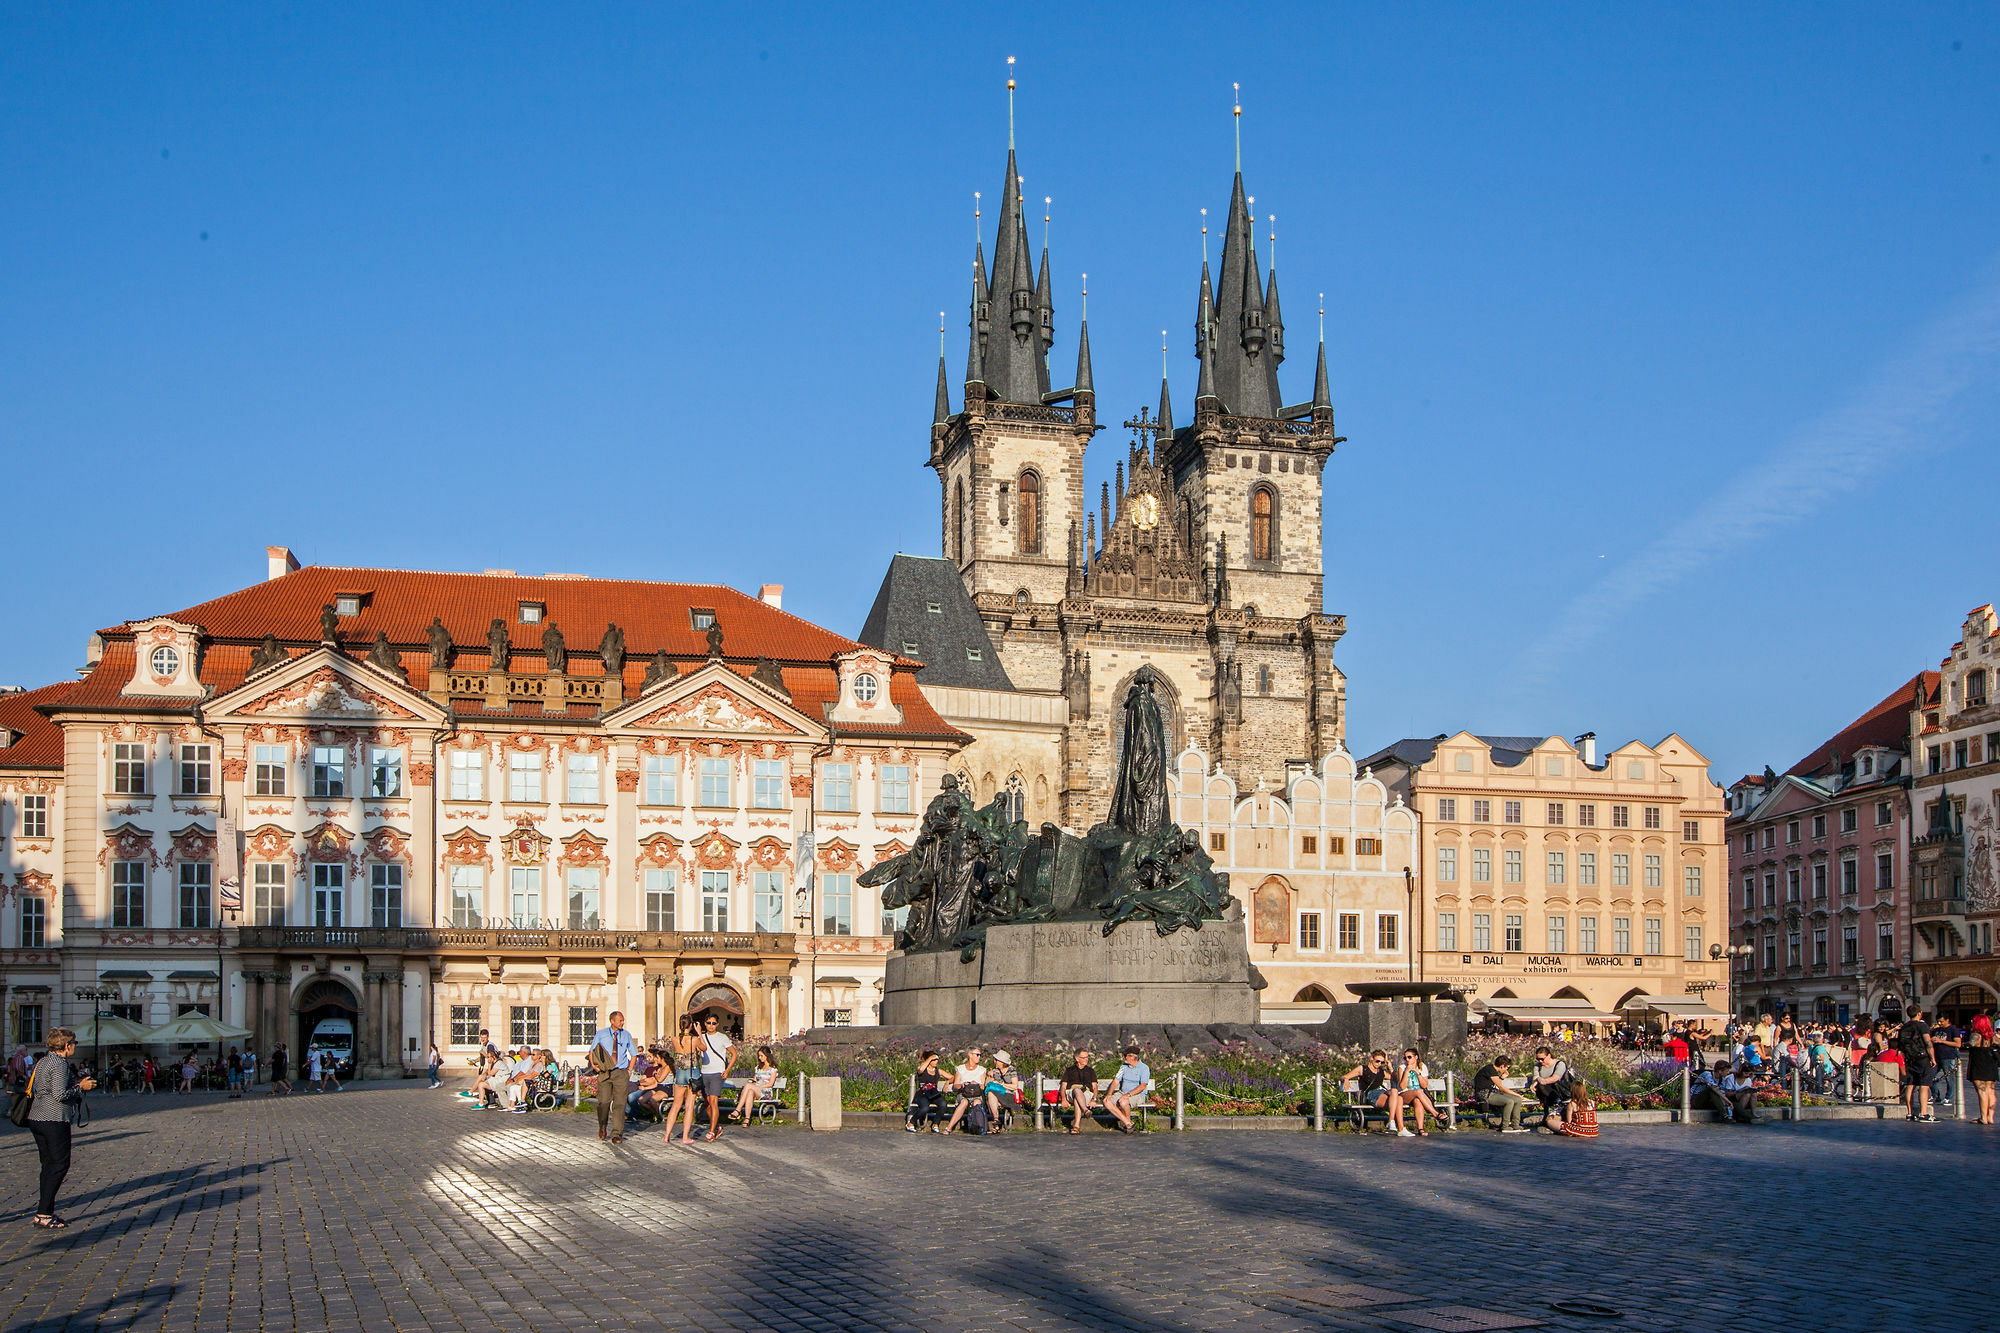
167,970,218,980
1483,1001,1618,1022
99,969,154,980
1622,994,1727,1019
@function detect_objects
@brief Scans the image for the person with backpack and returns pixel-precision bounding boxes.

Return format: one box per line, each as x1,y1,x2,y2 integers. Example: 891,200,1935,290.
1898,1010,1937,1122
940,1047,990,1135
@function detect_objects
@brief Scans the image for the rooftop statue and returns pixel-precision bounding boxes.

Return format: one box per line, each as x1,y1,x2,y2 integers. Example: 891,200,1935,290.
861,665,1229,959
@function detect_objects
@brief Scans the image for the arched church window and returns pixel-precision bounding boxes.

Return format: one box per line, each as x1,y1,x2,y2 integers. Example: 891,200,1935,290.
953,479,966,562
1251,487,1275,562
1018,472,1041,554
1257,665,1271,695
1003,774,1026,824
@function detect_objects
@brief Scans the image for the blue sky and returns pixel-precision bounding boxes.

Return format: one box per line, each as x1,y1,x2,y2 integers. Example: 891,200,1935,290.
4,4,1997,785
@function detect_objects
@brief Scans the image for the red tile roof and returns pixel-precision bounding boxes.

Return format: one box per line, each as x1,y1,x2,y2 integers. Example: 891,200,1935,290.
0,681,76,768
1787,671,1936,777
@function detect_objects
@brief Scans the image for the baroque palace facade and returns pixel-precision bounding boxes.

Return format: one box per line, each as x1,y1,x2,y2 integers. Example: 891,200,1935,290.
0,553,968,1070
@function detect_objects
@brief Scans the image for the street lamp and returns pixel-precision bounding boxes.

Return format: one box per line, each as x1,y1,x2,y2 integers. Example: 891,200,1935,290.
73,986,118,1074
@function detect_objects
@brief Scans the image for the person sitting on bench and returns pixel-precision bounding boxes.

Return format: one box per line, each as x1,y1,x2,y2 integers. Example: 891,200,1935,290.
1530,1047,1575,1131
1343,1050,1411,1136
984,1051,1025,1129
1058,1050,1097,1134
1474,1055,1529,1132
1104,1048,1152,1134
907,1051,947,1133
940,1047,989,1135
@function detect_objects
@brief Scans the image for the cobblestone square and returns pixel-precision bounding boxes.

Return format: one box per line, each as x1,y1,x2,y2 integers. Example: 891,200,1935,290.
3,1085,1992,1333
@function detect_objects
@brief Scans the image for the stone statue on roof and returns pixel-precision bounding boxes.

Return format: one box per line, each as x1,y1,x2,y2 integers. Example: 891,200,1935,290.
427,617,454,669
248,633,286,676
598,623,625,676
366,631,405,680
641,649,673,692
320,604,340,645
706,620,725,660
487,617,510,671
542,622,566,675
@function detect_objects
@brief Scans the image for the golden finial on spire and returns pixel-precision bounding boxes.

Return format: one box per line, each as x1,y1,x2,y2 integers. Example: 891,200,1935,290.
1007,56,1017,150
939,312,946,358
1268,214,1276,269
1044,196,1051,251
1233,82,1242,172
1081,273,1088,319
1318,292,1325,342
1162,330,1168,378
1200,207,1209,265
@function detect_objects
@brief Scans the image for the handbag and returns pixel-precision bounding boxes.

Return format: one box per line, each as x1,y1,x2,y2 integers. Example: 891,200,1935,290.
7,1065,35,1128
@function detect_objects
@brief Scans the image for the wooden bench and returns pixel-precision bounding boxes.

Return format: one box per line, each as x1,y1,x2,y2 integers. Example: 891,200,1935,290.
1039,1076,1156,1131
1450,1076,1549,1131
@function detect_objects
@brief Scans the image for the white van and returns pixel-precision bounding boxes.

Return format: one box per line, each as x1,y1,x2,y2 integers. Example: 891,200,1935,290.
308,1017,355,1077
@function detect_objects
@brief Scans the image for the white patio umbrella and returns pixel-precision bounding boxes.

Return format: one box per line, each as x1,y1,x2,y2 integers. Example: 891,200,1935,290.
80,1015,155,1046
144,1013,253,1046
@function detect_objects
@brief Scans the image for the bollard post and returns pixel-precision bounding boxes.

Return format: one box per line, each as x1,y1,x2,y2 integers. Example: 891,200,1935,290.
1680,1067,1691,1125
797,1075,809,1125
1313,1073,1324,1132
1957,1061,1967,1121
572,1067,581,1113
1174,1071,1185,1131
1037,1074,1047,1131
1791,1063,1802,1121
907,1071,915,1130
1446,1071,1457,1131
1844,1060,1852,1102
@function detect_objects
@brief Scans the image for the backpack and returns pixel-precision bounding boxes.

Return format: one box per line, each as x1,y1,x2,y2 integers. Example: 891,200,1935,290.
965,1100,990,1134
1899,1025,1931,1062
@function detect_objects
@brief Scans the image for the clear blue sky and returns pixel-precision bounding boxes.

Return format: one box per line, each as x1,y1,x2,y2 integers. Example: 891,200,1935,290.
5,5,1998,786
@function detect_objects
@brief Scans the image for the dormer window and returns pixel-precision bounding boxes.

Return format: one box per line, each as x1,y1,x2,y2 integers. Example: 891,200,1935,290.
1861,754,1874,776
901,641,918,655
854,673,879,704
690,609,716,631
149,646,181,679
335,595,362,618
966,648,983,662
925,601,942,614
518,602,544,624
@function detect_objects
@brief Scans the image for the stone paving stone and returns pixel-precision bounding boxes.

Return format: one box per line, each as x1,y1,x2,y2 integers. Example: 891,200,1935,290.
1392,1308,1546,1331
3,1086,1997,1332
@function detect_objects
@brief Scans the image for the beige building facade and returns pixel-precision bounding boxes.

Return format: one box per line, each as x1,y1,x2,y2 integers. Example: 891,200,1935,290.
1364,732,1730,1021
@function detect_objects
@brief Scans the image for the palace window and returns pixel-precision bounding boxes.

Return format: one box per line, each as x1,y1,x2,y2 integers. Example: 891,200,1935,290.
1337,912,1361,951
507,752,542,803
252,863,286,927
1437,847,1457,882
1614,917,1633,954
566,868,600,930
17,1004,44,1046
1612,853,1631,887
371,864,403,927
508,867,541,926
1503,849,1523,884
700,870,730,932
821,763,854,812
752,759,785,810
1683,819,1700,842
1842,927,1859,964
1503,914,1523,952
179,744,212,795
1547,802,1565,826
450,867,483,927
821,873,854,936
113,742,147,794
753,871,784,933
1018,471,1041,554
1301,835,1317,854
178,862,212,929
1646,917,1664,956
1611,805,1629,829
1644,854,1663,889
1878,925,1894,960
1503,801,1522,824
1786,867,1800,901
1300,911,1324,951
1436,912,1455,950
20,792,47,839
1547,851,1566,886
568,1006,598,1049
1811,814,1826,839
1472,849,1491,883
509,1005,541,1048
1579,916,1598,953
1577,803,1596,827
112,861,145,928
19,896,45,948
698,758,730,807
1472,913,1492,951
1437,798,1457,821
1763,872,1776,905
312,746,346,798
450,1006,481,1046
1643,807,1661,830
1250,486,1276,561
255,745,289,796
370,748,403,799
1687,926,1705,962
1547,916,1566,953
1811,863,1827,899
644,756,678,806
644,869,677,931
449,750,483,801
1876,852,1893,891
1472,799,1491,823
881,764,913,814
1840,807,1857,834
1684,865,1703,896
1578,852,1598,886
565,754,599,805
1377,914,1399,952
314,864,345,927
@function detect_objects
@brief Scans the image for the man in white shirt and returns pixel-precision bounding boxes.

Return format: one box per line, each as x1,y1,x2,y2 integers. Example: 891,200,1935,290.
590,1012,637,1143
695,1016,737,1142
305,1047,322,1091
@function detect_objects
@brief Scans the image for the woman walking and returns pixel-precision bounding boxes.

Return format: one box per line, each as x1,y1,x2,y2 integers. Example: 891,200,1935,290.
663,1015,702,1147
1967,1012,1998,1125
427,1043,443,1090
25,1027,95,1230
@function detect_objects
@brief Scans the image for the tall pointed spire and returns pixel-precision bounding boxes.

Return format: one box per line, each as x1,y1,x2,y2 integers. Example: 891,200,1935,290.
1034,215,1054,398
1157,330,1174,436
1196,258,1220,410
1074,277,1094,396
1312,292,1331,410
1066,519,1081,594
934,356,952,426
1207,88,1282,418
1264,214,1285,365
977,72,1052,409
964,195,987,389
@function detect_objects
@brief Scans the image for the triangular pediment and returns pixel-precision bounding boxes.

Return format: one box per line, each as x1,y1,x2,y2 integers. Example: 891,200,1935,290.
208,648,444,725
604,660,816,736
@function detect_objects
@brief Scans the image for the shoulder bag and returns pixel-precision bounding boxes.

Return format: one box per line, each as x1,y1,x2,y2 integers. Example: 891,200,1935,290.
7,1064,36,1128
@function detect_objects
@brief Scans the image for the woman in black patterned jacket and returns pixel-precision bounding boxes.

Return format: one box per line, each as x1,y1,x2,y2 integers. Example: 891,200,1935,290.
26,1026,95,1229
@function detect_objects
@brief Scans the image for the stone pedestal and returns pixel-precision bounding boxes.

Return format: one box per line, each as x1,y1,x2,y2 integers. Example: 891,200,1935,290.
808,1076,843,1131
881,915,1258,1026
1312,999,1469,1054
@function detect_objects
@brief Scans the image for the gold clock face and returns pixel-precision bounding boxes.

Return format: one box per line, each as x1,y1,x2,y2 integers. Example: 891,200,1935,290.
1132,493,1159,530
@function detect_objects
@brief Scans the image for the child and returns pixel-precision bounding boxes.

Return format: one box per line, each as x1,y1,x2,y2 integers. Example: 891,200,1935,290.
1557,1080,1599,1138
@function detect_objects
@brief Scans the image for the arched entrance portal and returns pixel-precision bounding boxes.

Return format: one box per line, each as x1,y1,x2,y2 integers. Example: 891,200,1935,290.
685,982,744,1041
1936,981,1997,1027
296,978,360,1079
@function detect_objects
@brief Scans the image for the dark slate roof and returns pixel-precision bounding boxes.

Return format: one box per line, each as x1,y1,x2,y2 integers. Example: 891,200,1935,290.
857,556,1013,691
1358,735,1559,772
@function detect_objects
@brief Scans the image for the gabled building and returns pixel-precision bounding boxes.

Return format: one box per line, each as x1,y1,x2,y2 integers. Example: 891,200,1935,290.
0,682,74,1048
1725,672,1930,1024
28,552,968,1070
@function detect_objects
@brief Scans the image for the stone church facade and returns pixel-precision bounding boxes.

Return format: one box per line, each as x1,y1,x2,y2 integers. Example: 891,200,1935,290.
865,129,1348,829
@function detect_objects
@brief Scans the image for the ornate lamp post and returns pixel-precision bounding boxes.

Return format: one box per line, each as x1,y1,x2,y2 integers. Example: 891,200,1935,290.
73,986,118,1074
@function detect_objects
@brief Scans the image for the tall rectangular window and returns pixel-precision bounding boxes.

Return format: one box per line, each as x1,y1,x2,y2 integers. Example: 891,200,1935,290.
252,863,287,926
1876,853,1893,891
312,863,345,926
1578,852,1597,886
1436,912,1456,950
448,750,483,801
753,870,784,933
1643,807,1662,830
113,742,147,794
1643,854,1663,889
1613,916,1632,954
19,896,46,948
752,759,785,810
643,755,678,805
568,1006,599,1049
19,793,47,839
1503,800,1522,824
1472,849,1492,883
371,864,403,927
1684,865,1703,896
1686,925,1704,961
1840,807,1857,833
1840,858,1857,895
312,746,347,798
700,870,730,931
1876,800,1893,827
1503,914,1523,952
1878,925,1894,961
18,1004,45,1046
821,763,854,812
1437,798,1457,821
1812,814,1827,839
1811,863,1827,899
566,754,600,805
509,867,542,925
370,748,403,798
1546,851,1566,886
507,752,542,802
566,868,601,929
1743,875,1755,909
644,868,677,931
1471,913,1491,952
1842,926,1859,964
1503,849,1523,884
1786,867,1800,901
1812,928,1827,966
509,1005,541,1048
1547,915,1567,953
1683,819,1700,842
1300,911,1324,950
1764,934,1778,971
1611,804,1629,829
1337,912,1361,950
699,758,730,807
178,862,213,928
255,745,288,796
112,861,145,927
1546,802,1565,826
1611,853,1631,887
179,744,212,795
1645,917,1663,955
880,764,913,814
450,866,483,927
1763,873,1776,906
1438,847,1457,882
1579,916,1598,954
1472,800,1491,823
821,872,853,936
450,1006,482,1046
1377,914,1399,952
1787,931,1801,967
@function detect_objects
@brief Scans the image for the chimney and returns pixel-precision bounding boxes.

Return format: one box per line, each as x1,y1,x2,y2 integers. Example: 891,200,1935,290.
758,584,784,610
266,545,299,581
1576,732,1598,767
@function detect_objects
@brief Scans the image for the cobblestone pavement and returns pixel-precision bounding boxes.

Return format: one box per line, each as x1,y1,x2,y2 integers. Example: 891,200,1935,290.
2,1084,1993,1333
